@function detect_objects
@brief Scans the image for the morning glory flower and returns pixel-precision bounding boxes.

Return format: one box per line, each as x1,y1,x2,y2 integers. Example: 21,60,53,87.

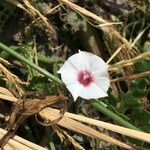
57,50,110,101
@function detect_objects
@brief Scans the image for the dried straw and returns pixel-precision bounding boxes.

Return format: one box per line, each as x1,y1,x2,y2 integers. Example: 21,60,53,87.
111,71,150,83
109,51,150,71
59,0,137,51
1,93,150,149
40,108,133,149
6,0,54,33
40,108,150,144
0,62,24,95
0,128,46,150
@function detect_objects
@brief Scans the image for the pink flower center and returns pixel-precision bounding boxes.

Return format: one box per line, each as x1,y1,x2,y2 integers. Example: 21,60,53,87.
77,71,93,87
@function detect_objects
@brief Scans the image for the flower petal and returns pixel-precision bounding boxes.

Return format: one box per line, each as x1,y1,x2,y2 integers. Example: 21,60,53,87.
68,52,82,71
78,83,108,99
66,82,83,101
78,50,90,70
93,77,110,92
57,59,77,74
78,50,108,72
57,60,78,85
92,66,109,78
59,71,77,85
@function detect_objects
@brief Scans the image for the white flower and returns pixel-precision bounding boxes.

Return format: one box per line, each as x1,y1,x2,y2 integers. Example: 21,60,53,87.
57,50,110,101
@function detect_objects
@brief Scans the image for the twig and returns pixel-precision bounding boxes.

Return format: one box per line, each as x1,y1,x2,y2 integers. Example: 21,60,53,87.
41,108,150,144
106,45,124,64
111,71,150,82
0,128,46,150
0,93,18,102
59,0,136,50
40,108,133,149
0,43,63,85
109,51,150,71
1,93,149,148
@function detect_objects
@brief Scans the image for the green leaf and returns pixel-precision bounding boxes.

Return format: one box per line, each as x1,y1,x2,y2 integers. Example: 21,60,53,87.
28,76,62,95
28,76,49,94
129,78,150,98
134,58,150,73
131,108,150,133
118,92,141,113
107,104,129,121
10,45,37,78
143,41,150,52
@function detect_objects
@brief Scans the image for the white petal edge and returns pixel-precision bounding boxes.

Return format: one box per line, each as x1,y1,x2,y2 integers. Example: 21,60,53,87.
67,52,82,71
78,50,108,72
57,59,77,74
93,77,110,92
78,83,108,100
57,59,78,85
92,66,109,78
59,71,77,85
66,82,83,101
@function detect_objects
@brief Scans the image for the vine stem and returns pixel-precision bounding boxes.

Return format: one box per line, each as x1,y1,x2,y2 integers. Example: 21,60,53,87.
0,43,63,85
89,100,140,131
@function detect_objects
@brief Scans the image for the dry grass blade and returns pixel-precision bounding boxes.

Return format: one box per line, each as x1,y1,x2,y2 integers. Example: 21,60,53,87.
111,71,150,83
7,0,55,33
0,58,11,66
40,108,133,149
53,126,85,150
106,45,124,64
109,51,150,71
59,0,138,51
1,93,149,149
23,0,54,33
0,63,24,95
6,0,27,12
131,25,150,48
0,128,46,150
49,108,150,143
0,87,14,97
0,93,17,102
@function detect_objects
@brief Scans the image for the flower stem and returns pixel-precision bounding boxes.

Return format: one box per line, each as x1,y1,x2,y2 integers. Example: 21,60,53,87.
0,42,141,131
0,43,63,85
38,53,65,65
89,100,140,131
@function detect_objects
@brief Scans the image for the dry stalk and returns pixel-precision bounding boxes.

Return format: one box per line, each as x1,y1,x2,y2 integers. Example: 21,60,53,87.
0,94,132,149
106,45,124,64
111,71,150,83
0,92,67,148
1,94,149,149
53,126,85,150
0,62,24,96
40,108,133,149
23,0,54,33
59,0,139,52
0,93,17,102
109,51,150,71
0,58,11,66
6,0,55,33
41,108,150,144
31,4,62,24
0,128,46,150
0,87,15,97
6,0,28,12
52,126,65,142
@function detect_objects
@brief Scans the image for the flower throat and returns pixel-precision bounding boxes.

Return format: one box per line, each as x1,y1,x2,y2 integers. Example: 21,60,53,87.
77,71,93,87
